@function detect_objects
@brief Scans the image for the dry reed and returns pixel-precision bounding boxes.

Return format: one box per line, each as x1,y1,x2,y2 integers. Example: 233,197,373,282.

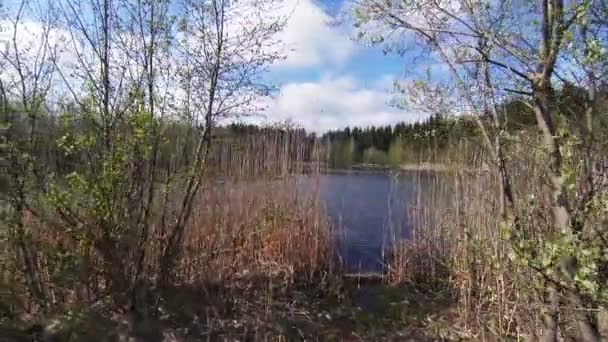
4,126,336,324
387,140,554,339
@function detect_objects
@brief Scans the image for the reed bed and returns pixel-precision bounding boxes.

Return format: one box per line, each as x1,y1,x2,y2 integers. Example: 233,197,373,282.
388,137,608,339
387,164,530,338
173,128,334,286
174,176,334,286
1,127,338,340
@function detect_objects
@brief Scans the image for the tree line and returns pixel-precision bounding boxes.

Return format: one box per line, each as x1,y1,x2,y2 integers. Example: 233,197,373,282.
324,85,608,170
323,114,481,168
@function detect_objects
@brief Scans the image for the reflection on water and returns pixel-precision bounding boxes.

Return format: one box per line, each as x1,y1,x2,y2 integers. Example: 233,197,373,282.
296,171,443,273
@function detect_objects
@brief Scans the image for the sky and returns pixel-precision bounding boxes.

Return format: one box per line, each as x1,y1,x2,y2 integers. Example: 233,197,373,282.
0,0,440,133
4,0,596,133
252,0,435,133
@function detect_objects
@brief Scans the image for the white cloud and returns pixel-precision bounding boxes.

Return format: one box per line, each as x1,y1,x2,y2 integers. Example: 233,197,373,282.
273,0,357,69
256,75,429,133
0,19,72,100
2,1,424,133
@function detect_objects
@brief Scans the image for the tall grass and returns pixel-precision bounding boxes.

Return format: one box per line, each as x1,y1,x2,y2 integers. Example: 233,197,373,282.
386,138,575,339
172,177,333,285
180,128,334,286
2,126,336,327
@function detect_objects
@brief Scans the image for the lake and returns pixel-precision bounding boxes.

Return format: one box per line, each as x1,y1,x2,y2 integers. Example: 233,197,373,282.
295,171,443,273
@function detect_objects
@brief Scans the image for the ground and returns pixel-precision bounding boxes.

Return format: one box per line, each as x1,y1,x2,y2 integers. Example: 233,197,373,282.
0,277,468,341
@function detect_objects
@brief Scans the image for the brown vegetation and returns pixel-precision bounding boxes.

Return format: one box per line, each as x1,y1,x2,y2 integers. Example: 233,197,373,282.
388,137,608,339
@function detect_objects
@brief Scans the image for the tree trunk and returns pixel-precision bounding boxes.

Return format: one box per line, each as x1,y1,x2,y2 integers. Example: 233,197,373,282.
533,77,600,342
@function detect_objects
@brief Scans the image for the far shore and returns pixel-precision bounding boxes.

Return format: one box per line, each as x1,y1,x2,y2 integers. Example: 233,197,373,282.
325,162,489,174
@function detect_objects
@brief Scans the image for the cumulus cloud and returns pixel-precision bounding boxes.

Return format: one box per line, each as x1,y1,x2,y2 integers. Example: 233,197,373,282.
256,75,428,133
0,17,174,106
2,0,419,133
273,0,357,69
0,19,74,100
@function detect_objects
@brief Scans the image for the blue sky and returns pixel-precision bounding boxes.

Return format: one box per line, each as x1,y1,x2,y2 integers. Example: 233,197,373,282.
0,0,436,132
256,0,434,132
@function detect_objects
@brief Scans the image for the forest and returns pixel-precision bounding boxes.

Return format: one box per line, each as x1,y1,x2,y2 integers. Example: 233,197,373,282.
323,114,482,168
324,88,608,169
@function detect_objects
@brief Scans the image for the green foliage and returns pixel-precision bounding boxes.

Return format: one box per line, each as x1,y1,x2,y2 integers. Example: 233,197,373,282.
329,136,354,169
387,136,404,168
362,147,387,165
504,129,608,308
323,114,482,167
508,228,608,304
42,97,160,294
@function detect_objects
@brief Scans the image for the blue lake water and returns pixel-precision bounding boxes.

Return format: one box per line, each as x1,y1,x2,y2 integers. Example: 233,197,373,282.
296,171,442,273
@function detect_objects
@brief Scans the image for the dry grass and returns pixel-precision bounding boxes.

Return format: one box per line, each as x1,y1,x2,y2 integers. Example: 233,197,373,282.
387,136,608,339
2,127,337,330
163,128,336,287
175,176,335,285
387,162,535,338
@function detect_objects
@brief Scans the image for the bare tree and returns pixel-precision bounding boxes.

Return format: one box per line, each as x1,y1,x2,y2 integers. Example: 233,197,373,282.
0,0,58,311
110,0,176,305
159,0,285,284
17,0,288,312
353,0,607,340
2,0,285,326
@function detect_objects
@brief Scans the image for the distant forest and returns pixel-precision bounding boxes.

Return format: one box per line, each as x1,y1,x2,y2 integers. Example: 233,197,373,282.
4,84,607,180
322,85,608,169
3,108,320,192
322,114,482,168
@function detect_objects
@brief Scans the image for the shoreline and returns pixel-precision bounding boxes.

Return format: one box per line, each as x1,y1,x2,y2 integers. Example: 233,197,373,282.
324,162,488,174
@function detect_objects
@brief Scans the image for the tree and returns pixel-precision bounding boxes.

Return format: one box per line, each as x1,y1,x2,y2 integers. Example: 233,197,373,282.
329,135,354,168
158,0,285,284
0,0,286,316
387,135,403,168
354,0,607,340
362,146,387,165
1,0,59,311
